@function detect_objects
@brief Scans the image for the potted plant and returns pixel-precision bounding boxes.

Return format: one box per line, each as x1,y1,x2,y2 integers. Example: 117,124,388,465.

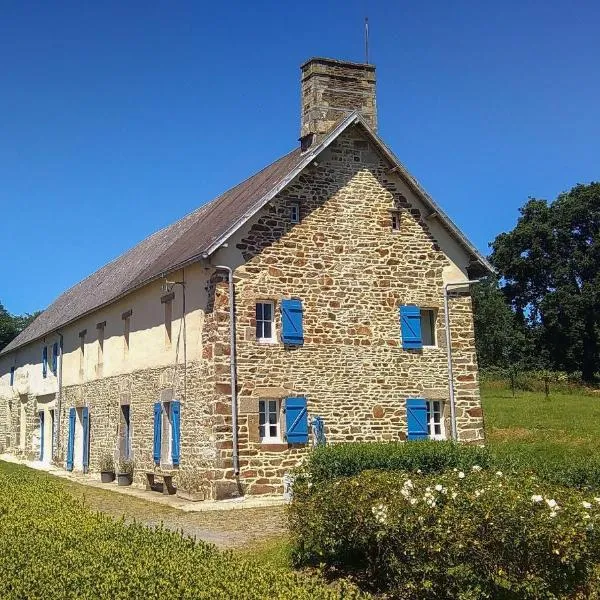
99,453,115,483
117,459,134,486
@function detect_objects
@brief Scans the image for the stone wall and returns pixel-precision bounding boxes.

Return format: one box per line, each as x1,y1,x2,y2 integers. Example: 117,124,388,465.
208,125,484,494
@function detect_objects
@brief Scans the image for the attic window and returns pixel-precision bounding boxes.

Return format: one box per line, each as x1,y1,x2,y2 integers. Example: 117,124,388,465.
390,209,402,232
290,201,300,224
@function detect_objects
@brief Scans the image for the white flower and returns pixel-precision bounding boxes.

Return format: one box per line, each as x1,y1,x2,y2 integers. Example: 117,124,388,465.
594,497,600,504
409,498,417,506
435,484,443,492
426,487,432,493
549,511,557,518
582,502,592,509
401,488,411,498
416,469,422,474
458,472,465,479
472,465,482,472
531,495,543,503
403,479,414,489
546,499,557,509
583,513,591,520
451,492,458,499
495,471,503,476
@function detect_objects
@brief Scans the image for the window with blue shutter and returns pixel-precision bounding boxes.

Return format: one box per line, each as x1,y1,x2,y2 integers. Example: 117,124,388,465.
400,305,422,350
281,299,304,345
171,401,181,465
52,342,58,376
10,367,15,386
406,398,429,440
82,407,90,473
66,408,76,471
285,397,308,443
42,346,48,378
153,402,162,465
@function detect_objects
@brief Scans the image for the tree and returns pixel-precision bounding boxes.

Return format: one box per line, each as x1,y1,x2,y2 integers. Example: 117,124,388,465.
490,183,600,382
0,302,40,352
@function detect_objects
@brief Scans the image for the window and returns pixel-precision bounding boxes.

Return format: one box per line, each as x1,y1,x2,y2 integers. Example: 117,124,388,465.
426,400,445,440
51,342,59,376
161,402,173,464
420,309,436,346
259,399,280,442
42,346,48,378
78,330,86,378
256,301,275,342
10,367,15,386
290,201,300,223
122,310,132,358
391,211,401,231
161,293,174,348
96,322,105,376
120,405,131,460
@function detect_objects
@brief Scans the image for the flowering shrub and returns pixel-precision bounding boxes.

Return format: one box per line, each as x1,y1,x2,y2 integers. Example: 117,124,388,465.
289,468,600,599
303,441,491,484
0,462,364,599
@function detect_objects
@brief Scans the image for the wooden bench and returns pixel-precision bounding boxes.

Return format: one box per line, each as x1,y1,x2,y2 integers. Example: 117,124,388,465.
145,471,176,495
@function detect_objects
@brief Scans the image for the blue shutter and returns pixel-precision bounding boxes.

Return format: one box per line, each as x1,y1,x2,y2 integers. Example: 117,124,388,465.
39,412,45,461
171,401,181,466
281,299,304,345
66,408,76,471
285,397,308,443
42,346,48,378
10,367,14,386
52,342,58,376
153,402,162,465
82,407,90,472
400,305,422,350
406,398,429,440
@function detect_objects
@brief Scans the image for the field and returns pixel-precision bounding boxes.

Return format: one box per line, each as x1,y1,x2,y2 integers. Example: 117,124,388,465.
481,385,600,464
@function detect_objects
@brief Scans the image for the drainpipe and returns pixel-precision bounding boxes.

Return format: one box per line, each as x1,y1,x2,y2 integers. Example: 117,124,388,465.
444,280,481,441
54,333,64,463
212,265,240,476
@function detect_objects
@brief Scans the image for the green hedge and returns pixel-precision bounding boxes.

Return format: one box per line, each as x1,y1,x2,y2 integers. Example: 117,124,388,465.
302,441,492,484
289,469,600,599
0,462,364,600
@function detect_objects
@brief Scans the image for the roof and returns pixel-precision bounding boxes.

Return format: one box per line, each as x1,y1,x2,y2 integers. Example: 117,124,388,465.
2,112,492,355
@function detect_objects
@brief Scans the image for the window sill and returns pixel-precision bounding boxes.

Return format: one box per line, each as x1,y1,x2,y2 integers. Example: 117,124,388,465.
256,339,278,345
259,443,288,452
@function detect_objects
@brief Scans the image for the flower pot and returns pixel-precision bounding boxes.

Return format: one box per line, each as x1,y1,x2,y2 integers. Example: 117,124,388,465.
117,473,133,486
101,471,115,483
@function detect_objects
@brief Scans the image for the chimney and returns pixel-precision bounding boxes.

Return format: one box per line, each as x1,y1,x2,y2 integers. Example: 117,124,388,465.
300,57,377,147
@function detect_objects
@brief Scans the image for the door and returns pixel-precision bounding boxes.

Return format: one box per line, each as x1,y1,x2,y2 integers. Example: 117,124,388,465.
39,412,44,461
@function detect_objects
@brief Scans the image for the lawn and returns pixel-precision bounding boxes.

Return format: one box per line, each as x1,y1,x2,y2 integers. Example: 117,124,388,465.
481,385,600,465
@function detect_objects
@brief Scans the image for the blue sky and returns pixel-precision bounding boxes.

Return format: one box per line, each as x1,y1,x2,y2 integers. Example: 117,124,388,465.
1,1,598,315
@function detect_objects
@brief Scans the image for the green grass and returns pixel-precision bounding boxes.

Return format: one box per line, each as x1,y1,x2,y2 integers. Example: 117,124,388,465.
481,385,600,489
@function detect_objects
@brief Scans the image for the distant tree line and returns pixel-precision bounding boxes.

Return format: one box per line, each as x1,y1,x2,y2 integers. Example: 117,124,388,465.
0,303,40,352
472,182,600,383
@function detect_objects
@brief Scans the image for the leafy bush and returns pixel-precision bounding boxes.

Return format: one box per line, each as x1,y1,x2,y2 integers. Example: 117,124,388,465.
0,462,364,599
289,469,600,599
99,453,114,472
302,441,491,484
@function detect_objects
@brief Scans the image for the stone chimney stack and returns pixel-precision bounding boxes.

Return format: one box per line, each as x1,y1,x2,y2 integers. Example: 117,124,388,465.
300,57,377,146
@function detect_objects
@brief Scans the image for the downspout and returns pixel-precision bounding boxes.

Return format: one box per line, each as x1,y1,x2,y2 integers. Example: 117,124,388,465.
54,333,63,463
212,265,240,476
444,280,480,441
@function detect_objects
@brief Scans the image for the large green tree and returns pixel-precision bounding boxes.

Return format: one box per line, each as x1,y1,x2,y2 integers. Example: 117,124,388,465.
490,183,600,382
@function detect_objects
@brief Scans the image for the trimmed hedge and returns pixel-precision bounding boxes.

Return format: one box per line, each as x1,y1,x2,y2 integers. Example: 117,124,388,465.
302,441,492,484
0,462,364,600
289,469,600,599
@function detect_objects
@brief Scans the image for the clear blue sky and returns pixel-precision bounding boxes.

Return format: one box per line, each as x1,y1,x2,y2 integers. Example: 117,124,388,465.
1,1,598,315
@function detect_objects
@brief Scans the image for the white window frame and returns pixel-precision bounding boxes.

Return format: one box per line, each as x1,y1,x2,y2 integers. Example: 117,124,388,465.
161,402,173,465
290,202,300,224
255,301,276,343
259,399,281,443
427,400,445,440
420,308,437,347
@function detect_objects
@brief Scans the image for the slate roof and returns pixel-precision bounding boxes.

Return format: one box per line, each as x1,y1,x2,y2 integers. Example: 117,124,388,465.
2,112,492,356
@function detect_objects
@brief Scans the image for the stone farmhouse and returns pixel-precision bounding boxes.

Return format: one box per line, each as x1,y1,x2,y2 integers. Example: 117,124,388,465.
0,57,492,499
